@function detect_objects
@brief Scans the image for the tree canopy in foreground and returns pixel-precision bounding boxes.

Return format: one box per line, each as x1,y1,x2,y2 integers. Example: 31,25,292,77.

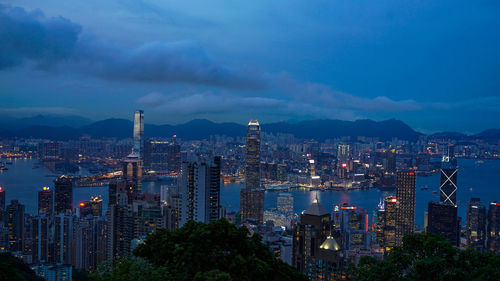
91,219,306,281
0,253,43,281
352,232,500,281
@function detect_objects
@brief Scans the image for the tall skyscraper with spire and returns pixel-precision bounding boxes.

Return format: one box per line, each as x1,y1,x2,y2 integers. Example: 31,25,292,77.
440,156,458,206
245,120,261,189
132,110,144,159
240,120,264,224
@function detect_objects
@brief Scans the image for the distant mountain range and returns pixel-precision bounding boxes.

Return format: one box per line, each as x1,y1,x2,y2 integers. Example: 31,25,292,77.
0,115,498,142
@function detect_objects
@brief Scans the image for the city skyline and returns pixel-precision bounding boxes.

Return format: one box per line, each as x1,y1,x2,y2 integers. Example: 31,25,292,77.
1,1,499,132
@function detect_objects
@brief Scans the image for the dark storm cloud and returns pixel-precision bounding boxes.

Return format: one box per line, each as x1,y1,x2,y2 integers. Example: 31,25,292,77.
0,4,81,69
0,4,266,89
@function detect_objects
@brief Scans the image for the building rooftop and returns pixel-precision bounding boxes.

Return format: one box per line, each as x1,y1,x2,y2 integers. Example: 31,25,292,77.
303,197,329,216
320,236,340,251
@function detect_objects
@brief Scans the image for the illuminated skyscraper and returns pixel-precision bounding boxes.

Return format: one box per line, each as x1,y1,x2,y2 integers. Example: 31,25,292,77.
240,120,264,224
487,201,500,253
339,203,369,250
132,110,144,159
54,176,72,215
180,156,221,227
381,196,398,252
245,120,261,189
440,156,458,206
89,196,103,217
466,198,486,251
122,154,142,194
38,186,53,217
395,171,416,245
240,189,264,224
292,198,338,277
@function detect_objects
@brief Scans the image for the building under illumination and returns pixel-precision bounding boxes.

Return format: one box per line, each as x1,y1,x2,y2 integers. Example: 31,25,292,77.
292,199,343,280
466,198,486,251
38,187,53,217
395,171,416,245
132,110,144,160
487,201,500,253
240,120,264,224
54,176,72,215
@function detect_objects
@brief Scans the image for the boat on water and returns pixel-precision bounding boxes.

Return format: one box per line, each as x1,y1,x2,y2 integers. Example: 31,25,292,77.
420,185,429,190
432,191,438,194
32,164,40,169
0,163,7,171
475,160,484,164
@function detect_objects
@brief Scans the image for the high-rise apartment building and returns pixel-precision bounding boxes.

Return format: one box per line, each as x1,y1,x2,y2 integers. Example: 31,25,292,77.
179,156,221,227
487,201,500,253
5,200,24,252
132,110,144,159
54,176,72,215
53,214,73,264
38,186,53,217
107,204,134,261
466,198,486,251
32,215,50,263
240,120,264,224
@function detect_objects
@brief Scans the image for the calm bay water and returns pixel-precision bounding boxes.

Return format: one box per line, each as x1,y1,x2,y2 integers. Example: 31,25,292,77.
0,158,499,226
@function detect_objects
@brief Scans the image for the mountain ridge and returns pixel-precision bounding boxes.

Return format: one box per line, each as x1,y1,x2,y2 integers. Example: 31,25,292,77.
0,117,497,141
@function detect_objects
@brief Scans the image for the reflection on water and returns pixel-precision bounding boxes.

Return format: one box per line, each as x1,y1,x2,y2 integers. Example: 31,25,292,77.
0,158,499,226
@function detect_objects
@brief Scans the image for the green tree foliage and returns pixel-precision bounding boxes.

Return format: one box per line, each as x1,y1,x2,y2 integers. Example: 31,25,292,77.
91,219,306,281
352,232,500,281
0,253,43,281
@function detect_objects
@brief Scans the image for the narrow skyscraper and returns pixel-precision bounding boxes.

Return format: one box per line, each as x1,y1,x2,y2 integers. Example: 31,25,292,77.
245,120,261,189
487,201,500,253
38,186,53,217
395,171,416,244
440,156,458,206
54,176,72,215
466,198,486,251
132,110,144,159
180,156,221,227
240,120,264,224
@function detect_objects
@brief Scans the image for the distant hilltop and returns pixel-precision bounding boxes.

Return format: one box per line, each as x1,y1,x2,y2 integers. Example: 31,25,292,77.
0,115,498,142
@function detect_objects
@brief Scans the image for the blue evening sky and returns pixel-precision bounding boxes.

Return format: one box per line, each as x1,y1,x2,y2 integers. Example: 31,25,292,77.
0,1,499,133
